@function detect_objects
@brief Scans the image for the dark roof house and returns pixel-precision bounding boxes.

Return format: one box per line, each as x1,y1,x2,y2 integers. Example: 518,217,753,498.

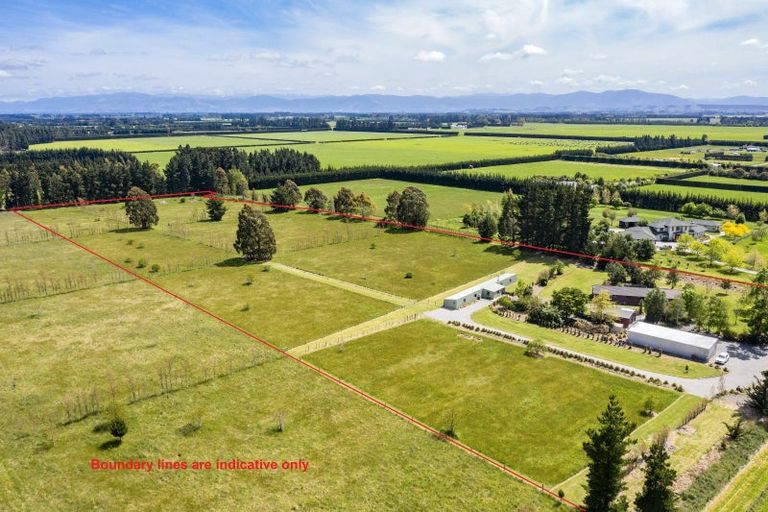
592,285,681,306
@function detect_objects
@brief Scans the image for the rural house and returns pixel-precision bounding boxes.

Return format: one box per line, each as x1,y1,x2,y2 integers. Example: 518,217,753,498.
591,285,681,306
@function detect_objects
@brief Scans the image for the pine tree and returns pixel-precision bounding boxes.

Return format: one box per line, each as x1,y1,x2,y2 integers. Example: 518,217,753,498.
125,186,158,229
233,205,277,262
634,441,677,512
206,197,227,221
583,395,636,512
497,190,519,242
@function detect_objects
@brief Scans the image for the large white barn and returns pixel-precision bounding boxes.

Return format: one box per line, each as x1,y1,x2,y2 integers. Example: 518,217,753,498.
627,322,719,362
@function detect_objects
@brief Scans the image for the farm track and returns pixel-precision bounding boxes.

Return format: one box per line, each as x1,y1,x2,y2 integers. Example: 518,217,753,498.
269,262,413,306
289,265,521,356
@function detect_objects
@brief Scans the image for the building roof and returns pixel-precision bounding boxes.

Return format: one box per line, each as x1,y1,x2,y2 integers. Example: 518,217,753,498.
615,307,637,320
619,215,642,223
690,219,722,228
650,217,691,229
628,322,719,351
592,285,681,300
691,225,706,234
624,226,657,240
444,273,515,301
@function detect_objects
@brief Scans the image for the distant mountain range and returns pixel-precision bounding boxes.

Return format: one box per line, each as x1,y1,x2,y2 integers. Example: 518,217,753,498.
2,89,768,114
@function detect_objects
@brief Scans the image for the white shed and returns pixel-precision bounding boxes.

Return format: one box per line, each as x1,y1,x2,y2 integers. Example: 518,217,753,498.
442,273,517,310
627,322,719,362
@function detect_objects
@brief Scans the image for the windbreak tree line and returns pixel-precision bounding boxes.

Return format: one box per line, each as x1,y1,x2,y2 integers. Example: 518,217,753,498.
0,149,163,208
164,146,320,192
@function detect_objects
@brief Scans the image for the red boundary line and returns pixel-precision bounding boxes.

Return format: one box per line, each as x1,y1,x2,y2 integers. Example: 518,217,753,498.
8,189,764,289
214,196,765,289
9,190,215,212
13,206,585,511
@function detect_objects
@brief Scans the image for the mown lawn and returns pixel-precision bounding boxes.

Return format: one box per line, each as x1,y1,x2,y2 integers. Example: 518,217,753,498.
471,308,719,379
306,320,679,486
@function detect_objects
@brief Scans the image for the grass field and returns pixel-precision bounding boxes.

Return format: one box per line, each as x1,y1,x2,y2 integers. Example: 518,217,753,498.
464,122,768,142
221,130,436,142
0,279,559,510
306,320,680,486
623,145,768,166
30,134,298,153
471,308,719,379
641,184,768,204
30,131,620,170
256,178,502,226
709,441,768,512
450,159,681,180
683,175,768,189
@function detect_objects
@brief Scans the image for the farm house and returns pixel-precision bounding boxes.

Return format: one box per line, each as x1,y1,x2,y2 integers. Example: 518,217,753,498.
442,273,517,310
627,322,719,362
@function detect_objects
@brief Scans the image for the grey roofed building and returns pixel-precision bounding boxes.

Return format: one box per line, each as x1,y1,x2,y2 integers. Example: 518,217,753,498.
630,217,712,242
624,226,657,241
627,321,719,362
442,273,517,310
618,215,643,228
689,219,722,232
592,285,681,306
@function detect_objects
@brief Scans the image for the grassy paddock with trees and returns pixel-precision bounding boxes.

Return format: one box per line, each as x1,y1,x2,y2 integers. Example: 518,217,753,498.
305,319,680,486
0,282,558,510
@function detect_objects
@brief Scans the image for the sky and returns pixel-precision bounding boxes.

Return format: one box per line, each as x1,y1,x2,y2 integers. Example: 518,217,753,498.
0,0,766,101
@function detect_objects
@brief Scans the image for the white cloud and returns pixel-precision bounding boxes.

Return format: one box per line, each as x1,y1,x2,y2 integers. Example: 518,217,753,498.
370,84,386,91
520,44,546,57
413,50,446,62
589,53,608,61
740,38,760,47
529,79,544,87
669,84,689,91
480,52,514,62
480,44,546,62
562,68,584,76
0,70,11,78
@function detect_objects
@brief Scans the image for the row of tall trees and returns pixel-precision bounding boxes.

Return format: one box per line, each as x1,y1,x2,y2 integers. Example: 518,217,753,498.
517,183,593,252
622,188,767,221
0,149,162,208
164,146,321,193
